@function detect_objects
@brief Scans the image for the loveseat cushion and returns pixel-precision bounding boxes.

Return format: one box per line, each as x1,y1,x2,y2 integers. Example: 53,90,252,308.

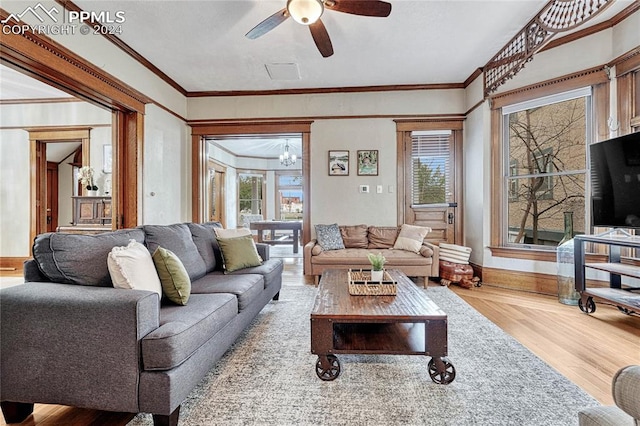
187,222,222,273
191,273,264,311
32,229,145,286
367,226,399,249
143,224,207,281
311,248,432,267
141,293,237,371
340,225,369,248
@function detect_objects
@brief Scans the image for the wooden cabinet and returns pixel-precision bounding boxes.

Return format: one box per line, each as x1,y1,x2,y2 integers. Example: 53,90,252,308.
574,233,640,315
72,196,112,226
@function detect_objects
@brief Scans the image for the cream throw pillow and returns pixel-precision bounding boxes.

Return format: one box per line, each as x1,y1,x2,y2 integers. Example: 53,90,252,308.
107,239,162,296
393,224,431,253
214,228,252,239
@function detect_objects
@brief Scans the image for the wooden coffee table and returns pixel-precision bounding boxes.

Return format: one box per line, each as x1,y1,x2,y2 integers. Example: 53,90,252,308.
310,269,455,384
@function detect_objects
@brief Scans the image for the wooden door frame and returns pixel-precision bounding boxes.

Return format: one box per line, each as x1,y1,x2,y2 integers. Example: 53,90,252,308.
191,122,313,245
395,118,465,244
207,159,227,226
1,10,151,238
28,127,91,241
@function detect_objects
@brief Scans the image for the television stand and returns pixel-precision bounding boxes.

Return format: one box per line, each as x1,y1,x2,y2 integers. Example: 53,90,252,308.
574,232,640,316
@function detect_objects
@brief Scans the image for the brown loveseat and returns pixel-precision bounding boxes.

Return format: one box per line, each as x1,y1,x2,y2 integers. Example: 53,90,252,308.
304,224,439,286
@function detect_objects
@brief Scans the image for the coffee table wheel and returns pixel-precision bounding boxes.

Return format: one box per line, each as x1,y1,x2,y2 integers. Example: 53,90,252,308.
428,357,456,385
316,355,341,381
578,296,596,314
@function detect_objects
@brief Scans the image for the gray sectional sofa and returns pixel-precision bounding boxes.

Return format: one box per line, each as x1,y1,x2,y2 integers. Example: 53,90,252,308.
0,222,283,426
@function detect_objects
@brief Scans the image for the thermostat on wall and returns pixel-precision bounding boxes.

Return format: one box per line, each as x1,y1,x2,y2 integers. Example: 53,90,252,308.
359,185,370,193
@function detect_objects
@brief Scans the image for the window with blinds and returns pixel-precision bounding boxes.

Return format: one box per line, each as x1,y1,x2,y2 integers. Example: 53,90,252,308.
410,130,452,206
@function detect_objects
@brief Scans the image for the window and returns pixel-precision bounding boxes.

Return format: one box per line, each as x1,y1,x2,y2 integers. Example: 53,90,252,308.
276,172,303,220
503,88,590,247
410,131,451,206
238,172,264,223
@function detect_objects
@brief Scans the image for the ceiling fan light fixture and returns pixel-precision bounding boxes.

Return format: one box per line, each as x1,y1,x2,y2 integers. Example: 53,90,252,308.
287,0,324,25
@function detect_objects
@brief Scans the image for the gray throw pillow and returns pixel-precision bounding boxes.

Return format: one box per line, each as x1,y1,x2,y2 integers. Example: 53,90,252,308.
315,223,345,251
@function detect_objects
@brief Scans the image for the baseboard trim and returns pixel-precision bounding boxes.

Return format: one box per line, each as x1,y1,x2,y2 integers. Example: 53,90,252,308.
481,266,609,295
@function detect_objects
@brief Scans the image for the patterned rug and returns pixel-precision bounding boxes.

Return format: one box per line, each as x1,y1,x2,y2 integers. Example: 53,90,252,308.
129,285,599,426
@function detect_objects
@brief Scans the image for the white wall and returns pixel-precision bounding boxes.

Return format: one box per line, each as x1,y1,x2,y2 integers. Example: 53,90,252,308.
310,119,398,228
142,105,191,224
0,101,111,257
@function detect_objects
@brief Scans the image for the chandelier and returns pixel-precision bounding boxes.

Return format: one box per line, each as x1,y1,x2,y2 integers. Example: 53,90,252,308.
279,140,297,167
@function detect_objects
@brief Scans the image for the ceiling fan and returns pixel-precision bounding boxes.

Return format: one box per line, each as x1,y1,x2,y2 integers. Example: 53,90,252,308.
245,0,392,58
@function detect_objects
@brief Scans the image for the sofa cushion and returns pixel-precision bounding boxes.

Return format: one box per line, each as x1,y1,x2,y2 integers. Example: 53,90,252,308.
226,258,284,290
34,229,146,286
340,225,369,248
187,222,222,273
367,226,399,249
315,223,345,250
393,224,431,253
141,293,237,371
216,235,263,273
152,247,191,306
143,224,207,281
191,273,264,311
108,239,162,296
311,248,432,267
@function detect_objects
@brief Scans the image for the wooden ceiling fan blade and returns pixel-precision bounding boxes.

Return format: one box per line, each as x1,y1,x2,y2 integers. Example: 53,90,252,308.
309,19,334,58
245,8,289,39
326,0,392,17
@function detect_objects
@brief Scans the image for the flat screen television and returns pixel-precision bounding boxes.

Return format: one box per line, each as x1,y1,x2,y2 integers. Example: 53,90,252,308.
590,131,640,229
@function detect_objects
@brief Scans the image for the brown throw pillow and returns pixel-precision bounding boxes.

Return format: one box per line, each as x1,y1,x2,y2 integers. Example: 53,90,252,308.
367,226,399,249
340,225,369,248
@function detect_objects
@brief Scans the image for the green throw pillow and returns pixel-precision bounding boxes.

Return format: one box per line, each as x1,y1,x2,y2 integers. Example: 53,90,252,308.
216,235,263,273
152,247,191,305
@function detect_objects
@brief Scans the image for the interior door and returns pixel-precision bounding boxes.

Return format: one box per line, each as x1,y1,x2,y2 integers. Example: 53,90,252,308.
403,130,461,244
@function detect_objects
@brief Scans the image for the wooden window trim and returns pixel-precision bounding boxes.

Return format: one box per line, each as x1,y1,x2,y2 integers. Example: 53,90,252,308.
614,48,640,135
489,67,609,256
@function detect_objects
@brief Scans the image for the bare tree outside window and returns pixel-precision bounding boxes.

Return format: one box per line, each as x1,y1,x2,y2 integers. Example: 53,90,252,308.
506,97,588,246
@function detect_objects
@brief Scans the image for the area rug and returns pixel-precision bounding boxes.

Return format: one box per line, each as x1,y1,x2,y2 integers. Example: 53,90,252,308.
128,285,599,426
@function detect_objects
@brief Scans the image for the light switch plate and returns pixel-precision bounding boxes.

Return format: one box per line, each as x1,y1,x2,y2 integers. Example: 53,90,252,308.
359,185,369,193
376,185,383,193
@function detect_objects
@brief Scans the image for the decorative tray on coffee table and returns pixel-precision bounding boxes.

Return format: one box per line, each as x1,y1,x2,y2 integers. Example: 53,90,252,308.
347,269,397,296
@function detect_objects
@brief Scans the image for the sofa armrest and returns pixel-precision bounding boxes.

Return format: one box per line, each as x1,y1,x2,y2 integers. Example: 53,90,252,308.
612,365,640,420
303,239,318,276
256,243,270,260
0,282,160,413
423,242,440,277
23,258,46,282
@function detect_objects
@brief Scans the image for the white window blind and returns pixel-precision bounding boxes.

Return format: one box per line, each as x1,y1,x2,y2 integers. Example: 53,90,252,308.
410,131,451,206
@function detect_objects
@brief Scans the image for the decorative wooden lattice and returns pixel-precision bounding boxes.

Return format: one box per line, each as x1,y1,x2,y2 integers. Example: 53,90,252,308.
484,0,614,95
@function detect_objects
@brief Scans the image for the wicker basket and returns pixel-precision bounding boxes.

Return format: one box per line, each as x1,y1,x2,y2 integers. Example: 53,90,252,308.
348,269,397,296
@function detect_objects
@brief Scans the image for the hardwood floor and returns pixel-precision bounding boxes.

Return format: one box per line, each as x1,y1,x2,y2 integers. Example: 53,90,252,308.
1,257,638,425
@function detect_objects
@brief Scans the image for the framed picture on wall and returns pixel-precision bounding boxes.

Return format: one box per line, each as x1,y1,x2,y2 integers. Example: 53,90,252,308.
357,150,378,176
328,150,349,176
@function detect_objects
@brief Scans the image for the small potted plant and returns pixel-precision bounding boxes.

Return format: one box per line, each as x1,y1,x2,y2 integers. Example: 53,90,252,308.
367,252,386,282
78,166,99,195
